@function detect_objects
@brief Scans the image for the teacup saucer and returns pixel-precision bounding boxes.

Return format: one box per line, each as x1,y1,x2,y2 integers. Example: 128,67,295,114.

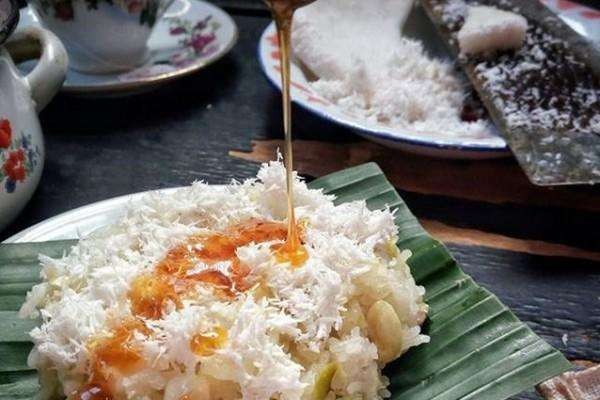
17,0,238,97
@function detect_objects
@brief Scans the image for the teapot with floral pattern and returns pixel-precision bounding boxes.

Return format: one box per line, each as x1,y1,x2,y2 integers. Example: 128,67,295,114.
0,0,68,231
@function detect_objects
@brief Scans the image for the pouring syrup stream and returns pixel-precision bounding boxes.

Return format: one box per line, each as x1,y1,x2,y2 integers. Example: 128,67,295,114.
265,0,315,267
74,6,317,399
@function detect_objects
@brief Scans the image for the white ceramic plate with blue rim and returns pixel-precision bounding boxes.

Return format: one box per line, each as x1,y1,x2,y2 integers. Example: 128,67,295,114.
18,0,237,96
258,0,600,159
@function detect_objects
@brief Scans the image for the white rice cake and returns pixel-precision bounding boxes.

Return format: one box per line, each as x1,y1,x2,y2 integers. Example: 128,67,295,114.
292,0,414,80
457,5,528,55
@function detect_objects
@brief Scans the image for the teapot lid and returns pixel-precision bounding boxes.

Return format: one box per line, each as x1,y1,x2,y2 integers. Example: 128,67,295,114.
0,0,18,46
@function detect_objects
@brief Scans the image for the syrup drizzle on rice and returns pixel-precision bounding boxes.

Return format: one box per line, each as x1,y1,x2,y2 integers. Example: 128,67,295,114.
21,162,429,400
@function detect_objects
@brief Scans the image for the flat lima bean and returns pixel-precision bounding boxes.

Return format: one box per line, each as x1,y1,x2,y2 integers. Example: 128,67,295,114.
367,300,403,364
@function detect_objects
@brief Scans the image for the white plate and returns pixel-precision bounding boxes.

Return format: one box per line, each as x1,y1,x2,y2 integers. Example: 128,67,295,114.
258,1,600,159
4,188,180,243
17,0,238,97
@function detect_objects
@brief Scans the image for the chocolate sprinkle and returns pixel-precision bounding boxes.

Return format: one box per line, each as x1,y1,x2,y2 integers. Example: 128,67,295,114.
421,0,600,185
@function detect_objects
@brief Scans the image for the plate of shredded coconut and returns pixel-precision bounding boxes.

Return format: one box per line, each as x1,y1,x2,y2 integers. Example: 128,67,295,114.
257,0,599,159
15,161,429,400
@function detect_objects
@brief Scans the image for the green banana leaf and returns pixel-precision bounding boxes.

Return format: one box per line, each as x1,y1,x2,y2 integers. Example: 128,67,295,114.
0,241,76,399
0,163,570,400
310,163,571,400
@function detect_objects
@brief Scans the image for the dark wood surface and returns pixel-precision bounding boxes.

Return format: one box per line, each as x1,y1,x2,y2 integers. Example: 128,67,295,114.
1,1,599,398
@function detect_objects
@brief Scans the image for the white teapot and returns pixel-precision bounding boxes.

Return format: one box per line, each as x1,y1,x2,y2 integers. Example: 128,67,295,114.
0,0,68,231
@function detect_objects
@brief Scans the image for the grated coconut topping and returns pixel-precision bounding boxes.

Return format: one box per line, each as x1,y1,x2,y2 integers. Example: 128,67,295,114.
291,0,493,139
20,162,429,400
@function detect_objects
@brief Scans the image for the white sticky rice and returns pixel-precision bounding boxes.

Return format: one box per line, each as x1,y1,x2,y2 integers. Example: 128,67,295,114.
21,161,429,400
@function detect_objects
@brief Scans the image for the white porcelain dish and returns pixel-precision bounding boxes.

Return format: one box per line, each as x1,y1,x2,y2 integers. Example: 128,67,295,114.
4,187,180,243
18,0,238,96
258,1,600,159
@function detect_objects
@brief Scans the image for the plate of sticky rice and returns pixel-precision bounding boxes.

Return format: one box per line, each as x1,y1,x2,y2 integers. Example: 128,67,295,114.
4,161,571,399
14,161,429,400
258,0,600,159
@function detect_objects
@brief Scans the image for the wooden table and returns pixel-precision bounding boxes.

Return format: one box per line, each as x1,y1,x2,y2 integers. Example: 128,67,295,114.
2,1,599,398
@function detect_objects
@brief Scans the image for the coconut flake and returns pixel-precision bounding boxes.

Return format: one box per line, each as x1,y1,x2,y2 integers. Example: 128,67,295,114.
21,162,428,400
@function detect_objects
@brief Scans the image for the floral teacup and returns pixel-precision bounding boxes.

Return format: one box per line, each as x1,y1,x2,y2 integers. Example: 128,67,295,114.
29,0,175,73
1,25,68,231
